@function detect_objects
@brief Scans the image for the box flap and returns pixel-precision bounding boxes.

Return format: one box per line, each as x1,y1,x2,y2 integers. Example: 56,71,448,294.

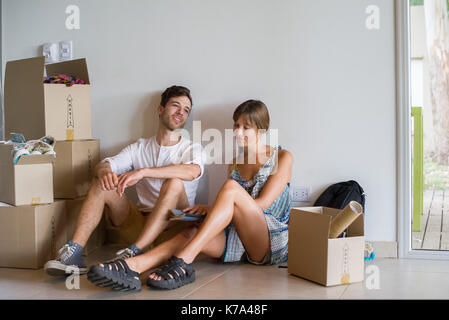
300,206,364,238
4,57,46,140
45,58,90,84
16,154,56,165
0,143,14,165
291,207,336,237
288,208,333,285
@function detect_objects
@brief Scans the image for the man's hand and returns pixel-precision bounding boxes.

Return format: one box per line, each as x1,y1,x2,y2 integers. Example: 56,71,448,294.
97,167,118,191
116,169,144,197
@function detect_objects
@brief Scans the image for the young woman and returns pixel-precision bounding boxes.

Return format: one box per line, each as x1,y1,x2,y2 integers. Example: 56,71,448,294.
87,100,293,291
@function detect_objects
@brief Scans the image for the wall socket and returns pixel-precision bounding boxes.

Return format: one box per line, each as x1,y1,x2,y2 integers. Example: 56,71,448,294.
42,40,73,63
290,186,311,202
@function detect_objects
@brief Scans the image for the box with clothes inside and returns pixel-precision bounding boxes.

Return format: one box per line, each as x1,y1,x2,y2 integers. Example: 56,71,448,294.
4,56,92,141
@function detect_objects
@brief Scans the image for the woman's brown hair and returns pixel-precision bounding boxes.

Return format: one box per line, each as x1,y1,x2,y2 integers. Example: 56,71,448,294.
232,100,270,130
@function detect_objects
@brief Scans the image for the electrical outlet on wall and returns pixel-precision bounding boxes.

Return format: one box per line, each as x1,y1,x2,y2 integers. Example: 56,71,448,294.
290,186,311,202
59,40,73,61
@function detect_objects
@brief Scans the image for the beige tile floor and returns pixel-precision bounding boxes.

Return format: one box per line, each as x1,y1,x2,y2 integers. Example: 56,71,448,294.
1,244,449,300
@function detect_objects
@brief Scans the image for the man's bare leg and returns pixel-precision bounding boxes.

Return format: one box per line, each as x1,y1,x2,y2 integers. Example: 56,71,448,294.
45,177,131,276
134,178,189,251
72,177,131,247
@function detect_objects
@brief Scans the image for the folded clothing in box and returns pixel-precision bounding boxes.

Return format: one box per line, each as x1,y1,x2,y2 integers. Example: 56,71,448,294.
8,133,56,164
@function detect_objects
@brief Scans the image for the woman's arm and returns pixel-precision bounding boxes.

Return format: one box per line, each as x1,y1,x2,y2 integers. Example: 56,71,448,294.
254,149,293,210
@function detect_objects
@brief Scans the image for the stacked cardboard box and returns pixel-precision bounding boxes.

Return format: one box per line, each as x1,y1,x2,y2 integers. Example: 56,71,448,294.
0,56,105,269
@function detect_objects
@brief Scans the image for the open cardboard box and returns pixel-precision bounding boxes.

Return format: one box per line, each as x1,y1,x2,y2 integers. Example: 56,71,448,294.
0,143,55,206
0,201,67,269
288,206,365,286
4,56,92,141
53,139,100,199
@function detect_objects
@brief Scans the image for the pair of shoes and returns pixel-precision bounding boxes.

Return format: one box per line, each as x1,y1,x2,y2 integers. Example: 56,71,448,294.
87,259,141,292
87,255,196,292
146,256,195,290
44,241,87,276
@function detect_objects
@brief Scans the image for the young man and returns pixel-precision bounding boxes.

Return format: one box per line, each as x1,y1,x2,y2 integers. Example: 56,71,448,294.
44,85,205,276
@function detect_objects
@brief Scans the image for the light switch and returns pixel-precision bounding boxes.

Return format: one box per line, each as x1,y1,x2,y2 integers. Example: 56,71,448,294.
59,40,73,61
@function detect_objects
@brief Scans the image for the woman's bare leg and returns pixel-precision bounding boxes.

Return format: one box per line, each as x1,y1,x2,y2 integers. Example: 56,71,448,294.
147,179,270,281
119,226,225,274
178,179,270,264
109,179,268,282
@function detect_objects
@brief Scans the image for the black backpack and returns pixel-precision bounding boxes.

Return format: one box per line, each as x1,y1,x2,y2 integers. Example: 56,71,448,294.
313,180,366,212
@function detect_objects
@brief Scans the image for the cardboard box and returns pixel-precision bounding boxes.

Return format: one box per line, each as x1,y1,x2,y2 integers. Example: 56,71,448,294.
4,56,92,141
53,139,100,199
0,201,67,269
0,143,55,206
65,197,106,256
288,206,365,286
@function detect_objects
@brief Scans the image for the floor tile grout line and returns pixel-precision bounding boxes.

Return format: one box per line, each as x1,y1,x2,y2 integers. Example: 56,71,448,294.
337,285,350,299
180,265,239,300
367,267,449,275
180,265,239,299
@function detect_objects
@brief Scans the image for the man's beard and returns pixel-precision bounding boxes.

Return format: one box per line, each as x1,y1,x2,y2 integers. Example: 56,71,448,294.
161,113,183,131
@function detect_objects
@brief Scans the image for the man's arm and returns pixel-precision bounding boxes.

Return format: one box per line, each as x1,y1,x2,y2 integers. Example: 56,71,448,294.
94,161,119,191
140,164,201,181
115,163,202,197
94,161,111,177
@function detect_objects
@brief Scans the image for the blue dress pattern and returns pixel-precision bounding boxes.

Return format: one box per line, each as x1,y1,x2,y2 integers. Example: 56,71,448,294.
221,146,291,265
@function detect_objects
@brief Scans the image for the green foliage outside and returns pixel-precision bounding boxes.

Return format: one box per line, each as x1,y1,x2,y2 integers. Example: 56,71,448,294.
410,0,424,5
424,157,449,190
410,0,449,16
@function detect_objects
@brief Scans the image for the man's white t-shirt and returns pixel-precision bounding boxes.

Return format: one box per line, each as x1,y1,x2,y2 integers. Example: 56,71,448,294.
103,136,204,212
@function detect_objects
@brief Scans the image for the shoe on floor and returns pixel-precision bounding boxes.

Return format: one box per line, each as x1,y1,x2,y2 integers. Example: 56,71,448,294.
44,240,87,276
106,244,143,263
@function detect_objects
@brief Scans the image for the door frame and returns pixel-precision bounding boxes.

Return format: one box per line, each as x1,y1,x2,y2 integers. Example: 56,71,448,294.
396,0,449,259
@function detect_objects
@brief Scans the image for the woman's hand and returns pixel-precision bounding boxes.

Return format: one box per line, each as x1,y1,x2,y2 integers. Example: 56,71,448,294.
183,204,210,216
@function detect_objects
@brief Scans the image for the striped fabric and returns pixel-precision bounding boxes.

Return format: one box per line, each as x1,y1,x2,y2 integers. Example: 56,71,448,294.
222,146,291,265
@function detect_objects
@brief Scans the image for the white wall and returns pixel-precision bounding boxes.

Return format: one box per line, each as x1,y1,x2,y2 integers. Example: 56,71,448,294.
1,0,397,242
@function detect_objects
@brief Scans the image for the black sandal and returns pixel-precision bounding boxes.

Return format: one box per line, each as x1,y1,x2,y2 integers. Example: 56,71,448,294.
87,259,141,291
146,256,195,290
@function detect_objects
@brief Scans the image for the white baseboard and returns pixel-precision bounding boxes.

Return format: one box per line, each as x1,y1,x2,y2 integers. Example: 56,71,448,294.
367,241,398,258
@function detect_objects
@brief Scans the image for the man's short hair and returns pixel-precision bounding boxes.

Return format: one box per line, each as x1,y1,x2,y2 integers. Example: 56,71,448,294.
160,85,193,108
